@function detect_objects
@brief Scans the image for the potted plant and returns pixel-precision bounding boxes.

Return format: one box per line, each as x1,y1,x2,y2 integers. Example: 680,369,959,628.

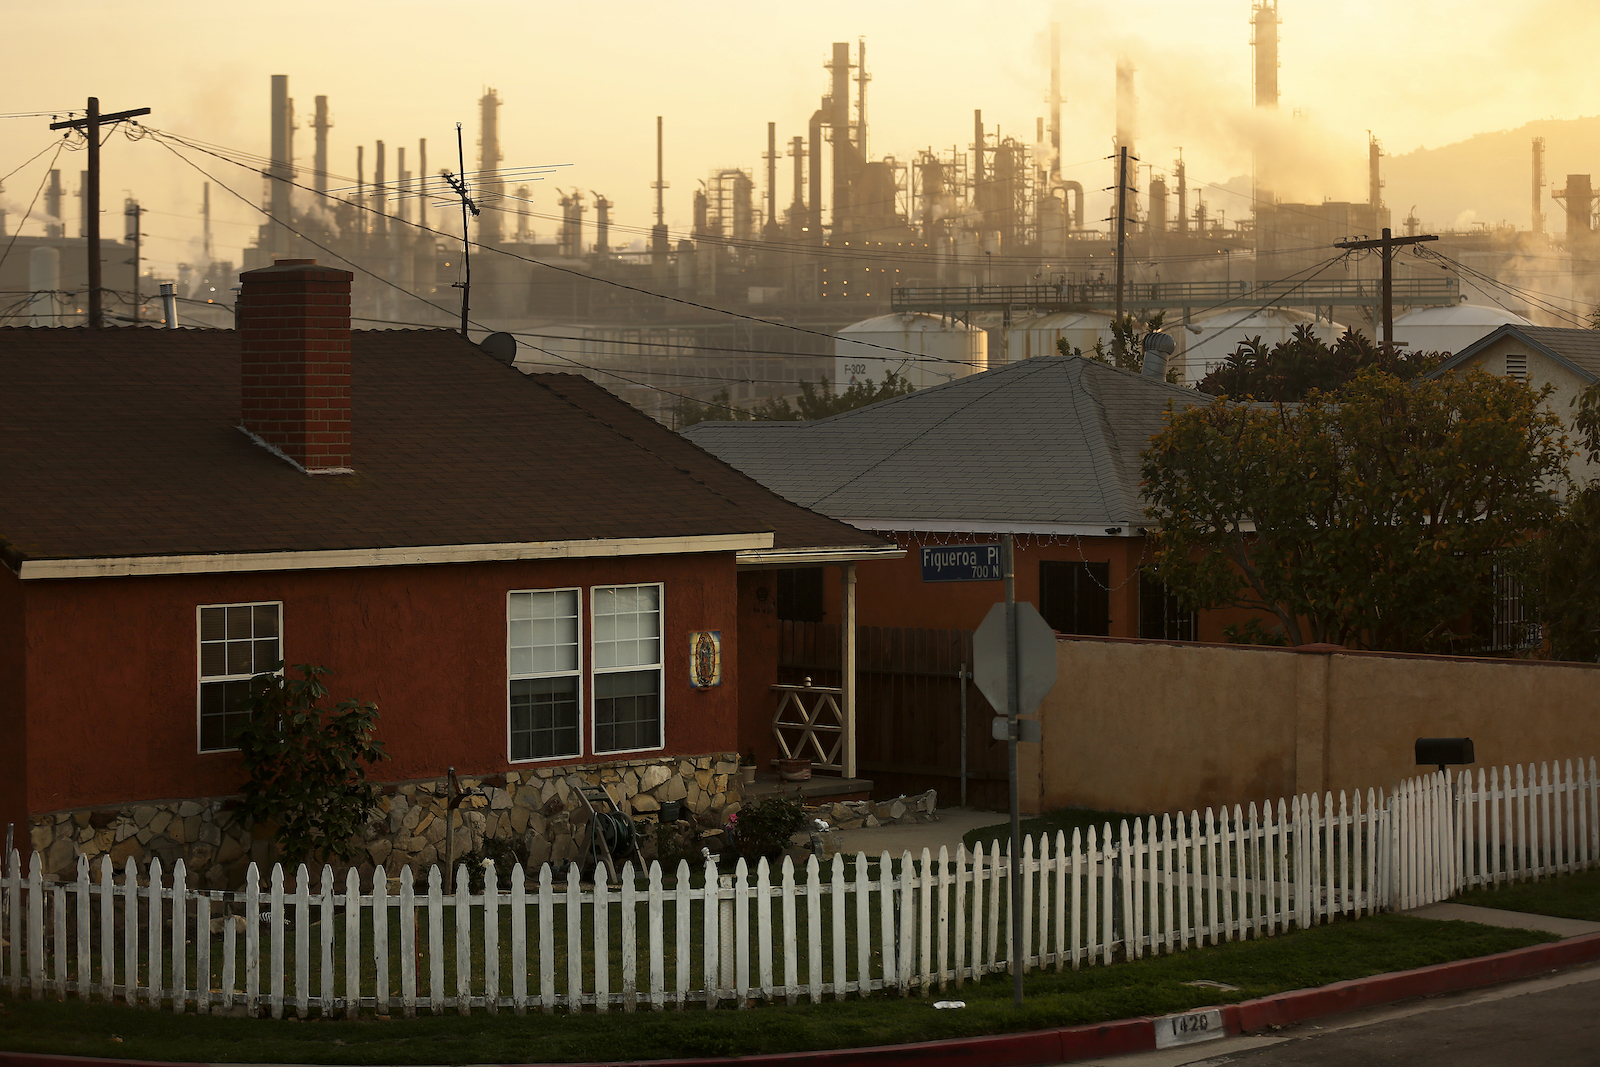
776,756,811,782
739,749,758,786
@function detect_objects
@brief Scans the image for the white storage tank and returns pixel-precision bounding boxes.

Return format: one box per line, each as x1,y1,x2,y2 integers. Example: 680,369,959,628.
834,313,987,392
1180,308,1345,384
1392,304,1530,357
1004,311,1116,362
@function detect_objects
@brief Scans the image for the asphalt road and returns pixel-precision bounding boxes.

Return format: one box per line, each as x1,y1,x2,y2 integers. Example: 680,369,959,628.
1078,962,1600,1067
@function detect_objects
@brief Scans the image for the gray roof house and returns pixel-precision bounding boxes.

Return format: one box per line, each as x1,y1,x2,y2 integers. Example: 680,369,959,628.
1428,324,1600,483
683,355,1209,536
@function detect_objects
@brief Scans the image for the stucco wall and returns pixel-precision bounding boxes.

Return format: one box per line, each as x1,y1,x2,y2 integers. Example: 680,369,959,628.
0,566,26,838
1035,636,1600,816
1455,337,1600,485
19,552,740,817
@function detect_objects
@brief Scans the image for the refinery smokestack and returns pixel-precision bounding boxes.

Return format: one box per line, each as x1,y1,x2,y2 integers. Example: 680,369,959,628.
478,89,503,246
1048,23,1062,181
269,75,292,256
45,170,62,239
830,41,852,236
1115,58,1136,159
312,95,331,195
1252,1,1279,110
1533,137,1546,235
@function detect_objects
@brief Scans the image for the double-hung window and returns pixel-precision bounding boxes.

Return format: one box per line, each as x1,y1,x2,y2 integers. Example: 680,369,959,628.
508,589,582,761
198,602,281,752
592,584,663,754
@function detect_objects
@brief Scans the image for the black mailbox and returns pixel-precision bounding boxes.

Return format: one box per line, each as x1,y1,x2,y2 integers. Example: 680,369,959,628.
1415,737,1475,770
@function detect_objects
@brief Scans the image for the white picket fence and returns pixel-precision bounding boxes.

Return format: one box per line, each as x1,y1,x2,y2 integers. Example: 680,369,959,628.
3,759,1596,1015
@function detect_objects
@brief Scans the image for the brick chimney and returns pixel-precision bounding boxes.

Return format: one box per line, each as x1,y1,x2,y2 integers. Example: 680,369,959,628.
238,259,355,473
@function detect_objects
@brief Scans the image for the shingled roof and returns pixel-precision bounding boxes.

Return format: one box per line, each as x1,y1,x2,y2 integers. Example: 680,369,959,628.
0,327,889,571
683,356,1209,532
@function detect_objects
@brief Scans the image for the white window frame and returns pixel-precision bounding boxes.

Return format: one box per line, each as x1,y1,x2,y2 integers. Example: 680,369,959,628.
196,600,283,754
506,587,584,763
590,583,666,756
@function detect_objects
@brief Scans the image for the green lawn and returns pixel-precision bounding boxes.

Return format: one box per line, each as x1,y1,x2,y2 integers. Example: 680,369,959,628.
0,915,1554,1064
1453,868,1600,924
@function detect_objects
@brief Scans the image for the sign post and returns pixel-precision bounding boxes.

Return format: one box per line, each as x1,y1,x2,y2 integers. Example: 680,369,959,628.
970,535,1059,1007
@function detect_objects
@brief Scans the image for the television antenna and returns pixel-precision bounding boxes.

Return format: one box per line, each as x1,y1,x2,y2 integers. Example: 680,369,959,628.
439,122,480,337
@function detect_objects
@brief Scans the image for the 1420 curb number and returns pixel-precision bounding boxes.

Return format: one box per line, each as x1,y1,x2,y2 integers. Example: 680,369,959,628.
1154,1007,1225,1049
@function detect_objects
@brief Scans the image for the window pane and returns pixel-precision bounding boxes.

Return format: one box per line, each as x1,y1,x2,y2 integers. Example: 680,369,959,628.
200,643,226,677
593,585,662,670
200,607,225,642
200,679,253,751
508,592,532,621
226,640,253,675
510,676,580,760
254,639,280,672
253,604,280,638
509,619,533,648
509,646,533,676
594,669,661,753
226,605,254,640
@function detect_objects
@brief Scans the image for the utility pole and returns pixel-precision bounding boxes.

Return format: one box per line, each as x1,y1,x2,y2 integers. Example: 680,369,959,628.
50,97,151,328
1002,533,1024,1009
1335,228,1437,350
1112,146,1135,361
440,122,480,337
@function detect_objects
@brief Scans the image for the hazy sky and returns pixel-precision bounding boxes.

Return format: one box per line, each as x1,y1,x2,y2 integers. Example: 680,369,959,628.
2,0,1596,278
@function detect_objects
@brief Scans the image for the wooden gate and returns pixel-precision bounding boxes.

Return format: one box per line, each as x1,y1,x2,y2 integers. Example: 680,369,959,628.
778,621,1010,810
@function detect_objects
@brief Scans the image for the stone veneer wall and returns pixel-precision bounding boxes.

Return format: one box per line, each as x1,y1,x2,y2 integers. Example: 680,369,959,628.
23,753,743,888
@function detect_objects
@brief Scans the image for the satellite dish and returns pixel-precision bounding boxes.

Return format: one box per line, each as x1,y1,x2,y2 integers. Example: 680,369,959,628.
479,332,517,365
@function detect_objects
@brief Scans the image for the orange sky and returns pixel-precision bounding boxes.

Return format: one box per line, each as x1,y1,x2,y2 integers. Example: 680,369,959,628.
2,0,1596,277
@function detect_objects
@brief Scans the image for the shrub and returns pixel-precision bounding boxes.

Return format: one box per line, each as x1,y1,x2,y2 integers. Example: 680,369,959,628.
726,794,808,864
231,664,389,869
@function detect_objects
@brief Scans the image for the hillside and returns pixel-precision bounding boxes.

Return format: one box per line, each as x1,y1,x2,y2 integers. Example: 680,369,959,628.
1385,116,1600,234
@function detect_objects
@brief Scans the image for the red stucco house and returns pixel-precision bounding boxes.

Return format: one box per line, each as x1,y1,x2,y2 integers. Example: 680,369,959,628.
0,261,896,884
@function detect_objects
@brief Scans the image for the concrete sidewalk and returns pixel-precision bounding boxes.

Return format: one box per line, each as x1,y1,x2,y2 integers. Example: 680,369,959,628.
825,807,1002,857
1404,901,1600,938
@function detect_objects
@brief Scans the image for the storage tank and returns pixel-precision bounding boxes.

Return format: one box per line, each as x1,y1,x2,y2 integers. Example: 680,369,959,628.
1180,308,1345,384
834,313,987,392
1392,304,1530,357
1004,311,1116,361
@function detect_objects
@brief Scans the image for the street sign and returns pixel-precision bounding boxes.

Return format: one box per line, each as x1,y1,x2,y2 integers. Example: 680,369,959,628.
972,601,1059,717
921,543,1003,582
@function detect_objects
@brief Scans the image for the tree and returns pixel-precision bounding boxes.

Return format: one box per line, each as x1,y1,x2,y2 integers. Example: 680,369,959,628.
675,372,916,427
672,389,752,429
1195,324,1443,402
1514,377,1600,660
1141,367,1570,651
232,664,389,868
1056,312,1157,374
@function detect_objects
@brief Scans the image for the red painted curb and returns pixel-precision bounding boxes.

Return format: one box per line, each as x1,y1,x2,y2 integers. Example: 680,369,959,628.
3,934,1597,1067
1233,931,1600,1034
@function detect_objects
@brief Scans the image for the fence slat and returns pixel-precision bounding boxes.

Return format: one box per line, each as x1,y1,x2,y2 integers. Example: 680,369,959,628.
756,858,774,1002
592,868,610,1013
879,851,898,987
319,866,335,1017
122,857,139,1007
537,864,554,1013
563,865,581,1012
454,865,471,1016
510,862,528,1014
483,862,499,1015
701,858,720,1007
344,868,361,1019
293,863,309,1017
805,856,823,1003
853,853,871,993
619,862,637,1012
196,889,211,1014
171,861,187,1012
897,851,915,994
52,879,66,999
775,857,793,1004
935,845,951,988
647,860,665,1011
734,859,751,1006
399,869,417,1018
828,854,847,998
674,859,691,1007
5,850,20,998
375,870,393,1015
